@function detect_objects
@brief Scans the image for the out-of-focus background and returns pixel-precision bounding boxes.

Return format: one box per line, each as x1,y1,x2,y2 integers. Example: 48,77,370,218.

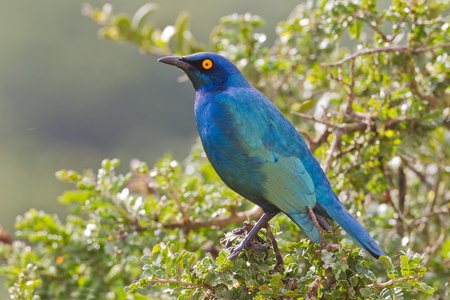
0,0,301,234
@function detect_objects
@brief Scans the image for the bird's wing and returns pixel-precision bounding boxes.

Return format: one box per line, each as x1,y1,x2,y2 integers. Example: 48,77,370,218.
233,93,321,242
252,146,321,243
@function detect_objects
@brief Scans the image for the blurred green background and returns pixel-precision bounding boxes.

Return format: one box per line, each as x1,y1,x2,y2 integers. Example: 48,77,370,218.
0,0,302,235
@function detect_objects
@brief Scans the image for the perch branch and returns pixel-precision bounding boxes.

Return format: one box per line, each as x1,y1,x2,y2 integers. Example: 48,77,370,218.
140,278,204,288
161,205,263,230
323,128,343,173
366,275,419,288
265,223,284,273
307,205,326,248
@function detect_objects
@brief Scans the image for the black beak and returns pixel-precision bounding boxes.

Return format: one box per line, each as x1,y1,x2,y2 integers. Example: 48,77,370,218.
158,56,191,69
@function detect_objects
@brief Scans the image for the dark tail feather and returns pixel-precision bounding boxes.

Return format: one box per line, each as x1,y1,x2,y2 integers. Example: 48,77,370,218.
326,201,385,259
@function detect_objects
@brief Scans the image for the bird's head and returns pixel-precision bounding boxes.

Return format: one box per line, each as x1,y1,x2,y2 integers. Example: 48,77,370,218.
158,52,247,91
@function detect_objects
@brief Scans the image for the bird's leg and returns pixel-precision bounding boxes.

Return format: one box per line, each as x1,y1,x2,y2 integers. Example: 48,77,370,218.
307,205,327,248
243,221,268,245
228,210,279,260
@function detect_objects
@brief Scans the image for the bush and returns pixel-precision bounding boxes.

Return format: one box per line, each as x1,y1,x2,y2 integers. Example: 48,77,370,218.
1,1,449,299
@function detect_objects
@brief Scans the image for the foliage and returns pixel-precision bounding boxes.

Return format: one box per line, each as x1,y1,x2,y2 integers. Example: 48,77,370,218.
1,0,449,299
126,233,434,300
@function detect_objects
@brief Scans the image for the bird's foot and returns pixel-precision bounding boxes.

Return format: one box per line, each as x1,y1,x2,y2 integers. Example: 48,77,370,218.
225,211,280,261
325,242,342,251
227,241,269,261
227,223,270,260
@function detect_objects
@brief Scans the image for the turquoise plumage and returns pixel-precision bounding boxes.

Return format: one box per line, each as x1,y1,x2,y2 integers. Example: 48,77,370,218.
158,52,385,259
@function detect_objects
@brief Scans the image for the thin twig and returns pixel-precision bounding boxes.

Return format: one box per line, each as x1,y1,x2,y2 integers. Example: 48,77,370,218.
270,67,296,101
292,111,380,133
429,167,441,212
321,43,450,67
367,276,420,288
423,214,446,265
367,22,398,43
307,205,326,248
408,209,450,226
297,128,315,144
400,157,433,189
140,278,204,288
162,170,190,226
292,112,336,127
323,128,343,173
310,129,332,153
345,58,356,114
265,224,284,273
378,160,409,226
161,206,263,230
305,278,322,300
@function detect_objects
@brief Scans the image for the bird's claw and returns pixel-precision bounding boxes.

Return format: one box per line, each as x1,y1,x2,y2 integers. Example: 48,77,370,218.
227,244,244,261
325,242,342,251
227,242,269,261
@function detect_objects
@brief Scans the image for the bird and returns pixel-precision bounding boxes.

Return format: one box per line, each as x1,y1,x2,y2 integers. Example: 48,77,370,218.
158,52,385,259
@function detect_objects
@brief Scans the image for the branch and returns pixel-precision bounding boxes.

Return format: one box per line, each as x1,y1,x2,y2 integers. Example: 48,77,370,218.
401,158,433,189
269,66,296,101
423,213,446,265
162,170,190,226
297,127,332,153
398,165,407,216
161,205,263,230
265,223,284,273
366,276,419,288
309,129,332,153
140,278,204,288
367,22,398,43
408,209,450,226
323,128,343,173
292,111,369,133
307,204,326,248
291,112,336,127
305,278,322,300
378,160,408,226
321,43,450,67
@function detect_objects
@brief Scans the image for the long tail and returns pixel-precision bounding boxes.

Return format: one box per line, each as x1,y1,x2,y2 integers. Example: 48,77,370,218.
323,201,385,259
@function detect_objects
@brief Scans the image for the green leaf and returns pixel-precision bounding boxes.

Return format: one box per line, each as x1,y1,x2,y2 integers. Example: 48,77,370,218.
360,288,373,297
379,256,394,269
152,244,161,254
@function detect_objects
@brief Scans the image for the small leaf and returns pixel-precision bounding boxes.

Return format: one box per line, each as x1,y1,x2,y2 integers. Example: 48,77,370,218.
141,255,152,264
360,288,373,297
152,244,161,254
379,256,394,269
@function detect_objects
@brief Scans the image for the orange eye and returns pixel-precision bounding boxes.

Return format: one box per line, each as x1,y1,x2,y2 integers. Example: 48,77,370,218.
202,59,213,69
